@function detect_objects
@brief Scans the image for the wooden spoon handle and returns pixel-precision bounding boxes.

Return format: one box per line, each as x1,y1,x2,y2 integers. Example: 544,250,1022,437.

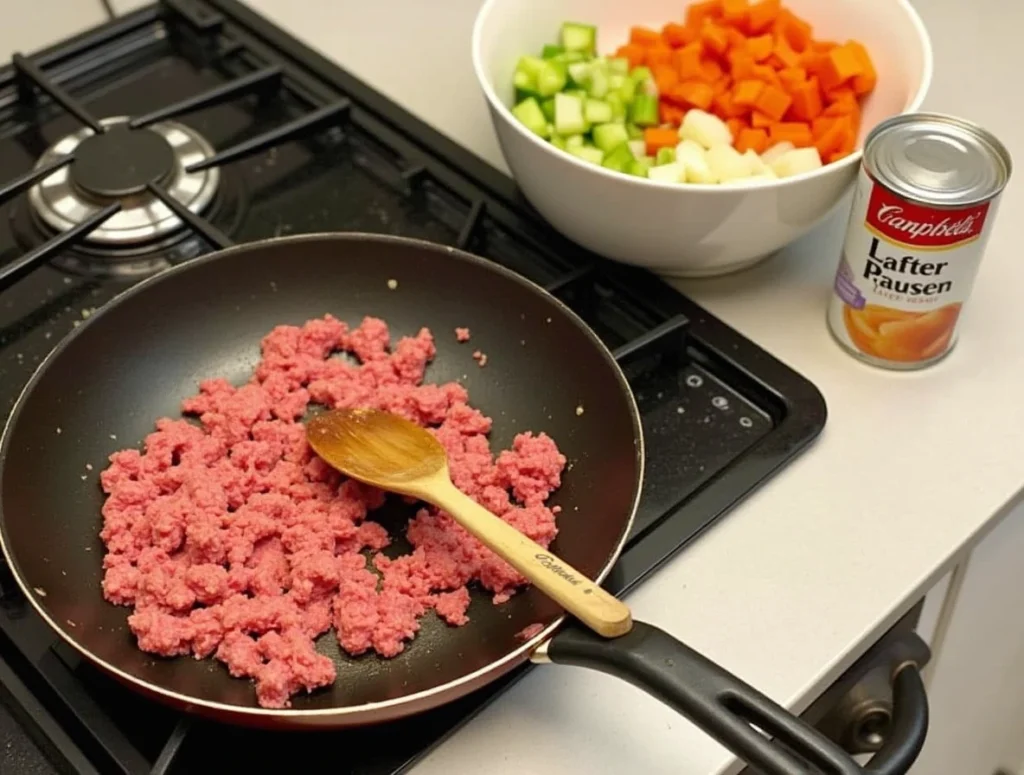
427,479,633,638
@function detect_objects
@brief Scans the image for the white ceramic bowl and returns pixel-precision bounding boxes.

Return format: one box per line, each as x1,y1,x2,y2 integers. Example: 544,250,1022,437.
472,0,933,277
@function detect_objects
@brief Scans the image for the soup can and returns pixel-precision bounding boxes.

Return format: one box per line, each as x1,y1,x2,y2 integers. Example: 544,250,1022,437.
827,112,1012,369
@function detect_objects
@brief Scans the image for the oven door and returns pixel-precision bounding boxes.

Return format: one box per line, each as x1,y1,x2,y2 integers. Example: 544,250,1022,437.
740,603,931,775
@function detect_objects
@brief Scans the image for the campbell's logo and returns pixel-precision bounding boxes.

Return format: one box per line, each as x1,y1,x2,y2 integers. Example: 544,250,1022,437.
866,183,990,248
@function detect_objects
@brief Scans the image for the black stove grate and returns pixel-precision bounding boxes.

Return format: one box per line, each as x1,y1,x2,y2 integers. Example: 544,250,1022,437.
0,2,827,774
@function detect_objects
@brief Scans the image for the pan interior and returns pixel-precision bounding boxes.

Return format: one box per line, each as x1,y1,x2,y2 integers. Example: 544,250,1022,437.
0,235,641,714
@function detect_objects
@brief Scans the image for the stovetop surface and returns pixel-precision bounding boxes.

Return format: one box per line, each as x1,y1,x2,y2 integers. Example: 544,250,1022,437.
0,2,826,774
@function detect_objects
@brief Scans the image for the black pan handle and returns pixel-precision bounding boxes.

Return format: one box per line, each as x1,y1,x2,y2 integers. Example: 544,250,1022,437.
864,659,929,775
547,621,868,775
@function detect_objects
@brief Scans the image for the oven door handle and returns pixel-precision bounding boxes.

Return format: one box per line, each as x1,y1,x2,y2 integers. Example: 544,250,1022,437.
866,644,930,775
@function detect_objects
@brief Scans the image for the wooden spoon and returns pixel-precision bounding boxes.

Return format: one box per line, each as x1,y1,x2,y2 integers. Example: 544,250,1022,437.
306,407,633,638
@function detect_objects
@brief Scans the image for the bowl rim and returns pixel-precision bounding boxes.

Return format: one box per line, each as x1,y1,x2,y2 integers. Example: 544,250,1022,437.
471,0,934,192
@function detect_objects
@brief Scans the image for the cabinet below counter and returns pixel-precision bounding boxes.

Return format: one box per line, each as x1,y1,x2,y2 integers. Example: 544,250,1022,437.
909,502,1024,775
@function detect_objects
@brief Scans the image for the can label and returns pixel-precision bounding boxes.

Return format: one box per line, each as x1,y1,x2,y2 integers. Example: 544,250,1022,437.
827,167,997,367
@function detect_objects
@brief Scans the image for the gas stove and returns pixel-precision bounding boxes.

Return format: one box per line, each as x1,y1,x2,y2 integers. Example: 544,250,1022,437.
0,2,826,773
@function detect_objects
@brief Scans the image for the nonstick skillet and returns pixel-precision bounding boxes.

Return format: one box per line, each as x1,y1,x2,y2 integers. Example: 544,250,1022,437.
0,234,921,774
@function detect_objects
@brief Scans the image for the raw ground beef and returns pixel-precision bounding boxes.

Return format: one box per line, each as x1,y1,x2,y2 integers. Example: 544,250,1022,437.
99,315,566,708
454,327,470,342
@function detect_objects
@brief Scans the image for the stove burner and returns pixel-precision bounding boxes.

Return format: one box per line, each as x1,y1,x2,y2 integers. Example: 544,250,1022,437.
71,125,176,197
28,116,220,246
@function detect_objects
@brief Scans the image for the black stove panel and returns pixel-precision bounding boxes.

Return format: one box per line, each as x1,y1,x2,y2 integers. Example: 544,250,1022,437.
0,3,827,774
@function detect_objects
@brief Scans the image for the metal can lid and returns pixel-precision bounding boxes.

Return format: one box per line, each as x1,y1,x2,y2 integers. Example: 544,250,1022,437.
865,113,1012,208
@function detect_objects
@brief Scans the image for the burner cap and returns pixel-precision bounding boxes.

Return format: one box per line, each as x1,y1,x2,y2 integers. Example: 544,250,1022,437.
71,125,176,198
28,116,220,247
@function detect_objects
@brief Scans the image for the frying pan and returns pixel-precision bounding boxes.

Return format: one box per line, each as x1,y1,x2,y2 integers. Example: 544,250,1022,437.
0,234,918,775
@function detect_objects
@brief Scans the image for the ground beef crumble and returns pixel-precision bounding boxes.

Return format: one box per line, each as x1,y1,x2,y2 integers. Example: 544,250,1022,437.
98,315,565,709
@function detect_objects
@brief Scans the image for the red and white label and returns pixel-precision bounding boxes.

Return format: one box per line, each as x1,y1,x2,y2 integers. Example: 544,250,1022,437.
865,183,991,249
827,165,1003,367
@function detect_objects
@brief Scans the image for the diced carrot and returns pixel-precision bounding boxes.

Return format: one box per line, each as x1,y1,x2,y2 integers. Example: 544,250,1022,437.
769,121,814,147
753,84,791,120
746,0,780,34
732,79,764,107
746,34,774,61
824,125,858,163
659,103,687,126
799,50,829,78
778,67,807,92
773,38,801,68
644,126,682,156
728,49,757,78
630,26,663,47
776,9,812,51
662,22,694,48
613,1,872,167
825,86,856,103
814,116,850,157
789,76,823,121
725,27,748,51
686,0,724,29
652,64,680,93
668,80,716,110
703,58,725,81
674,43,705,80
846,41,877,95
701,23,730,57
616,44,647,69
837,125,857,154
819,42,865,92
721,0,750,27
714,90,746,118
726,117,750,138
646,45,674,69
824,89,859,117
751,63,781,86
735,127,769,153
825,102,860,134
812,115,838,139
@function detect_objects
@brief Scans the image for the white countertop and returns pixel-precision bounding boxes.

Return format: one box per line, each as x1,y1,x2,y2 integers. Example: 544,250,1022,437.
237,1,1023,772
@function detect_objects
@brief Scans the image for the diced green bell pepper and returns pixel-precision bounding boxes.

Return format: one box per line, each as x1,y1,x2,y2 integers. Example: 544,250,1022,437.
534,59,568,97
512,97,549,138
567,144,604,165
608,57,630,76
592,123,630,153
601,141,635,173
553,93,588,135
539,97,556,122
584,98,614,125
606,92,627,121
628,157,654,177
630,94,660,127
560,22,597,56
